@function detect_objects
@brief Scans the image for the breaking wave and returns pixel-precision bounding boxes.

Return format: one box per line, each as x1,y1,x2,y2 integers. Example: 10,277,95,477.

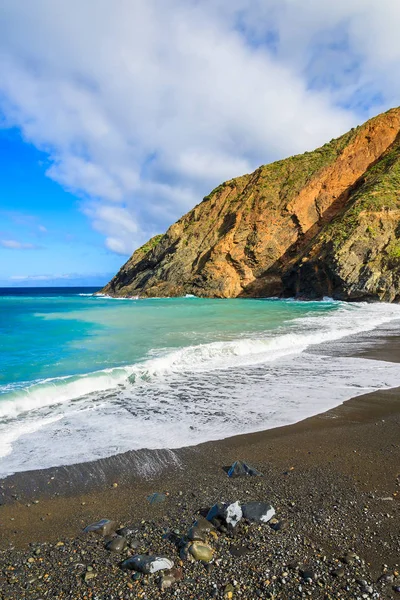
1,300,400,422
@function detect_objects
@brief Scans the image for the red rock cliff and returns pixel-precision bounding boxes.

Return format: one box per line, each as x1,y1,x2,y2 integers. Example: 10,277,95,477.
102,107,400,301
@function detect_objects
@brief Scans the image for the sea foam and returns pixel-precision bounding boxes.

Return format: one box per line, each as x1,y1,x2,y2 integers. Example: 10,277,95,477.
1,300,400,477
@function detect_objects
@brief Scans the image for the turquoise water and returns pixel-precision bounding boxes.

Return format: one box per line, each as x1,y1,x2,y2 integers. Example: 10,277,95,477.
1,288,400,477
0,288,338,389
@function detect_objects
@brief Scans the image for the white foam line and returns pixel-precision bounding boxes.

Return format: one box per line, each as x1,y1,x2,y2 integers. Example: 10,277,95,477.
0,414,64,459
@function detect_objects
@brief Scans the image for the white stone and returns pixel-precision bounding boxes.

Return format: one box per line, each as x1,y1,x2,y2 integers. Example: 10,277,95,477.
226,501,243,527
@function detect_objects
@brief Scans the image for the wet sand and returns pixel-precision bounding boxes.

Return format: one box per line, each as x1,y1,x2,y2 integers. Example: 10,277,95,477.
0,336,399,598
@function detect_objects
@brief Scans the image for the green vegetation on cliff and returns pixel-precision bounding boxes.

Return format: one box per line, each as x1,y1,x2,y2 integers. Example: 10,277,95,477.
325,137,400,251
134,234,164,259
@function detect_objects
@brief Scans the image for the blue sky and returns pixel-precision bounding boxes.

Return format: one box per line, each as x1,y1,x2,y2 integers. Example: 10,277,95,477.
0,0,399,286
0,128,121,285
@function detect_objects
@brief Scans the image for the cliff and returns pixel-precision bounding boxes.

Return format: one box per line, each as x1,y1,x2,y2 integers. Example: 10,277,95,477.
102,107,400,301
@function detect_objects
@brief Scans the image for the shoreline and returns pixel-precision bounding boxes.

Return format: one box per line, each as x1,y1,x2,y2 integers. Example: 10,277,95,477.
1,380,400,508
2,326,400,507
1,333,400,598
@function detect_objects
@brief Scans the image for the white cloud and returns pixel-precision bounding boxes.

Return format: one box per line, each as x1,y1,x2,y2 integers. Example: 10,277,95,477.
0,1,399,255
84,204,139,255
1,239,39,250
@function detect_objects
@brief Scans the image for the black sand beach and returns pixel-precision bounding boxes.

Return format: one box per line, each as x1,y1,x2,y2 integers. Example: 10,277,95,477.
0,338,399,599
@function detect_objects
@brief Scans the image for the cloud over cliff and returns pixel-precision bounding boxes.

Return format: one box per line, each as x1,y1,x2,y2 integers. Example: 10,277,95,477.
0,0,399,253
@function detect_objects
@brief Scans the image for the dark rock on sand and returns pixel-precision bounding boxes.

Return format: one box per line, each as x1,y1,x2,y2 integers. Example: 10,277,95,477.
105,535,127,552
83,519,116,536
227,461,263,478
187,525,207,542
242,501,275,523
343,550,358,565
301,569,317,582
121,554,174,574
194,515,215,532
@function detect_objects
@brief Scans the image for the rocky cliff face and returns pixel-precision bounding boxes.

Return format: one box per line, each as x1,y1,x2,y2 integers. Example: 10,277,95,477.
102,107,400,301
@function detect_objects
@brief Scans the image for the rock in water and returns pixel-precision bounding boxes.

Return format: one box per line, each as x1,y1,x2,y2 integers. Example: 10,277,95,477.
121,555,174,574
83,519,117,536
105,536,127,552
227,461,263,477
207,501,242,528
242,502,275,523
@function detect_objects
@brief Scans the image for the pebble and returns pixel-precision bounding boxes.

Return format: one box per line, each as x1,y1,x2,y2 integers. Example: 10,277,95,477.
188,541,214,562
343,551,358,565
377,573,394,584
229,544,250,557
193,515,215,533
83,519,117,536
270,519,288,531
159,567,183,590
301,569,316,582
121,554,174,574
105,535,127,552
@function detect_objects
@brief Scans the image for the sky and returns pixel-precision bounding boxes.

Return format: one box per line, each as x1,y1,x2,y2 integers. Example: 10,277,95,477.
0,0,400,286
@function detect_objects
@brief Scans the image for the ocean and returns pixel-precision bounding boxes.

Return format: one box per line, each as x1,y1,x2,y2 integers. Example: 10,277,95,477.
1,287,400,478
